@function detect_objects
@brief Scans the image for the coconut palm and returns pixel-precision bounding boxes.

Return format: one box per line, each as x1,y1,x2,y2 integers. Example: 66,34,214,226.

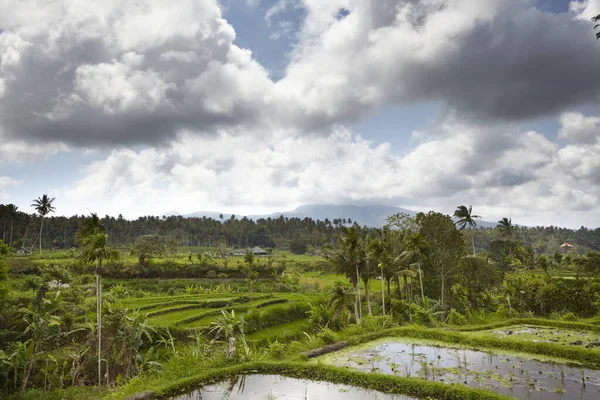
31,195,56,255
327,281,355,319
367,229,392,316
496,217,514,239
76,213,105,244
4,204,18,247
321,226,365,322
454,205,480,255
77,232,119,387
593,14,600,39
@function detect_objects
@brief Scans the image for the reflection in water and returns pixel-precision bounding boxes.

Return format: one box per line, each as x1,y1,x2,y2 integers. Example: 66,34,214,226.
170,374,417,400
320,339,600,400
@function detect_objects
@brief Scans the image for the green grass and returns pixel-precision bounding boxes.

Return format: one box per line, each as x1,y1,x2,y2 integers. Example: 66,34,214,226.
247,319,311,343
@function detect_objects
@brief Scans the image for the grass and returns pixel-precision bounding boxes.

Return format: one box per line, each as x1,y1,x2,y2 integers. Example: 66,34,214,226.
247,319,311,343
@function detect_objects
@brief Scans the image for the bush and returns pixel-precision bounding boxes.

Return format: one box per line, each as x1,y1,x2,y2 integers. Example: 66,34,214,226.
316,327,337,344
446,309,467,326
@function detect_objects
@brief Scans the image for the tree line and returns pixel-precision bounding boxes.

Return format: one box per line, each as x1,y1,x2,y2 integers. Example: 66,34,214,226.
2,199,600,255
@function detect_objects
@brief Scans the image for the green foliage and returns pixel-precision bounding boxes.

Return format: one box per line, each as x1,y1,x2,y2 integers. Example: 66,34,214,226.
316,327,337,344
289,236,308,255
446,309,467,326
133,235,176,267
0,240,8,257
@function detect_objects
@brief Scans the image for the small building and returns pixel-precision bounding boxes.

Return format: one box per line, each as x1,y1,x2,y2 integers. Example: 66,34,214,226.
251,246,268,256
230,247,268,256
231,249,247,256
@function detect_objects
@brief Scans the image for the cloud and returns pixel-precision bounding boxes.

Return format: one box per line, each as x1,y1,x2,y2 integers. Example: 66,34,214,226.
0,0,273,146
558,112,600,143
57,113,600,227
0,131,69,164
275,0,600,129
0,177,19,200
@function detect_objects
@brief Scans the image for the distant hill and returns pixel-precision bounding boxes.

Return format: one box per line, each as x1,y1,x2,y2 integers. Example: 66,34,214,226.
171,203,498,228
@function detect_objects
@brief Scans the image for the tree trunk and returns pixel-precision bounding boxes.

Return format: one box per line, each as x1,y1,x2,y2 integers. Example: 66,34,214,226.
39,217,44,256
363,279,372,315
352,283,360,323
418,265,425,301
381,266,385,316
96,259,102,387
440,269,445,315
355,264,362,321
471,232,476,256
9,219,13,247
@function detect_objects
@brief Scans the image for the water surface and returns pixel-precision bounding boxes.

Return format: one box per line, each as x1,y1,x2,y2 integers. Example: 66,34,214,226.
170,374,417,400
318,338,600,400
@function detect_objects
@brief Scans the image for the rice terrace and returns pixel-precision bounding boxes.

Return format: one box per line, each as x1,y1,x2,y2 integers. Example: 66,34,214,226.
3,0,600,399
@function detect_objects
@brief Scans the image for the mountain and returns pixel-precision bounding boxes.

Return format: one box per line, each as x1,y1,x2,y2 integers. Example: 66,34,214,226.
171,203,499,228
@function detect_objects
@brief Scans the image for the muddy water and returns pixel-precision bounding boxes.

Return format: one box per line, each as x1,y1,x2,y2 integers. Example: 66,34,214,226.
318,339,600,400
170,374,418,399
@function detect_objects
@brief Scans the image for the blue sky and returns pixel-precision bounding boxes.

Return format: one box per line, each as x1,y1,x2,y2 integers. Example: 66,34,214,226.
1,0,600,228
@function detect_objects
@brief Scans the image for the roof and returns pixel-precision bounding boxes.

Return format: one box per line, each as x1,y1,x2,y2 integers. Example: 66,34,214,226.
560,243,574,247
252,246,267,253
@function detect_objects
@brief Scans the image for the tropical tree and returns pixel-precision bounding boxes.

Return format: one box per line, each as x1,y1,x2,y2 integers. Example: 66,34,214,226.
327,281,354,319
77,232,119,387
31,195,56,255
322,226,366,322
5,204,18,247
453,205,481,255
496,217,514,239
417,212,465,314
76,213,105,244
593,14,600,39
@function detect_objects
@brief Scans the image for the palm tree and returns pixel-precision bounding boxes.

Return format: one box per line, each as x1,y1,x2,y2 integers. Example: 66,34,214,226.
76,213,105,244
31,195,56,256
322,226,365,322
77,232,119,387
454,205,480,255
593,14,600,39
496,217,514,239
367,229,391,316
327,281,354,319
5,204,18,247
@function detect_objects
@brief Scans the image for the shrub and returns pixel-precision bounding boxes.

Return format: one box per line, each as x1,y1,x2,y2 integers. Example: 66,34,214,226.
446,309,467,326
316,327,337,344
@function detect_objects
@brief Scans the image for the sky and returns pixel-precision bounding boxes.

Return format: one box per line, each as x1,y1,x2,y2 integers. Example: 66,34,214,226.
1,0,600,228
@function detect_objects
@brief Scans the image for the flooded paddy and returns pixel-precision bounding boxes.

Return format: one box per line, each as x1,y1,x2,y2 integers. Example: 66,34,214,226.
170,374,417,400
479,325,600,349
317,338,600,400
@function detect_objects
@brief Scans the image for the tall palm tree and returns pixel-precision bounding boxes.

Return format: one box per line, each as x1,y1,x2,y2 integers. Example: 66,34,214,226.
31,194,56,255
5,204,18,247
78,232,119,387
496,217,514,239
454,205,480,255
76,213,105,244
322,226,365,323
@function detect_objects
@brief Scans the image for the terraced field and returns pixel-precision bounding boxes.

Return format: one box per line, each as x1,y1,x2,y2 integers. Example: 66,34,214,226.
116,292,320,339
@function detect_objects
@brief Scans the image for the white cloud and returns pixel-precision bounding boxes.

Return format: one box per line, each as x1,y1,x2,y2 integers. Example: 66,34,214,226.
0,0,274,145
558,112,600,144
0,177,20,200
57,113,600,228
275,0,600,128
0,131,69,164
570,0,600,20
